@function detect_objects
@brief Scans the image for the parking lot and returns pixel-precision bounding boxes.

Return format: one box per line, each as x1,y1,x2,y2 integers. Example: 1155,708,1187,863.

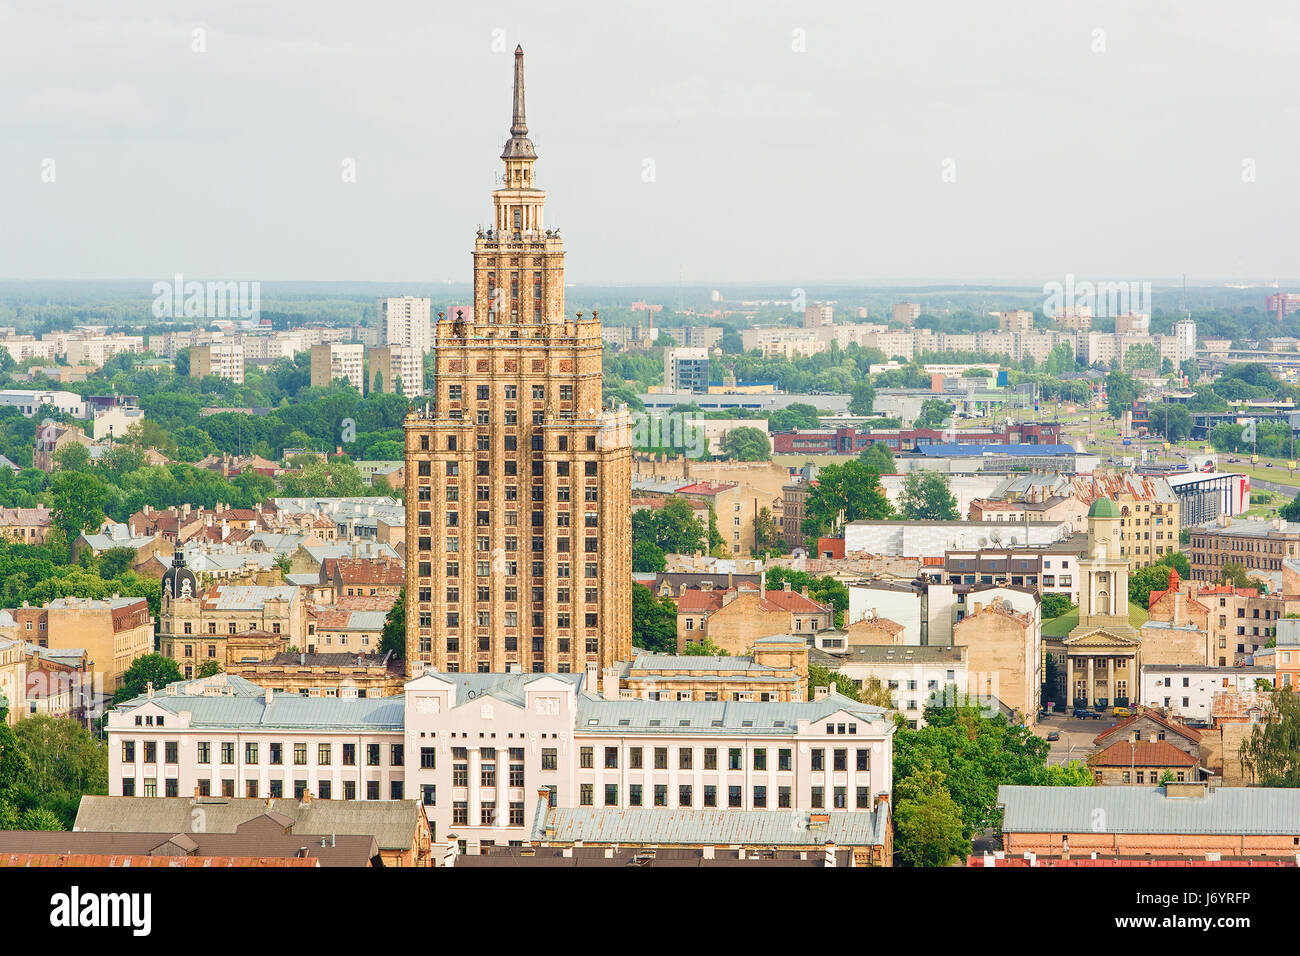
1034,710,1122,766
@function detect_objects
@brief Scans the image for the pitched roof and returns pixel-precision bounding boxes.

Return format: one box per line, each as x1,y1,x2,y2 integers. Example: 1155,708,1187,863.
1094,710,1202,745
1092,740,1199,768
74,796,422,853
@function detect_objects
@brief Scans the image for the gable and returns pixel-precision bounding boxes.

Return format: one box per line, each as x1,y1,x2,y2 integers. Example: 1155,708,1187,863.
1063,627,1141,648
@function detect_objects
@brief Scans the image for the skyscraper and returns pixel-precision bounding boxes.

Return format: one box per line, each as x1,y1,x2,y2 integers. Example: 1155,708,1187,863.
379,296,433,354
403,48,632,676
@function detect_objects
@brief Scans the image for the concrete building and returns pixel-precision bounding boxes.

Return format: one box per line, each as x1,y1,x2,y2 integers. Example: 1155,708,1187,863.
1141,665,1272,724
663,326,723,349
952,597,1041,726
401,49,633,676
891,303,920,326
309,342,364,391
190,342,245,384
830,644,968,728
997,309,1033,332
663,346,711,394
0,506,53,546
617,637,808,702
368,344,423,399
105,669,895,856
379,296,433,354
842,519,1069,557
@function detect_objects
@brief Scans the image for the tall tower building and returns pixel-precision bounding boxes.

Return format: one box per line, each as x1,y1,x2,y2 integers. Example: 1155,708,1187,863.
403,48,633,677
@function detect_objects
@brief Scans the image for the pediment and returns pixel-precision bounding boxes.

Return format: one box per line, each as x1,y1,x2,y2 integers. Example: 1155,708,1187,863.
1064,627,1141,647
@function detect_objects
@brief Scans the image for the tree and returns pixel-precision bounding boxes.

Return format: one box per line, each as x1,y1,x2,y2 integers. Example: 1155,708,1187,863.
195,660,223,678
914,398,954,430
11,716,107,828
893,764,969,867
380,592,405,657
1148,403,1192,443
49,471,111,558
1218,561,1256,589
848,382,875,416
1041,593,1073,619
631,583,677,653
632,538,666,573
898,470,959,521
752,507,782,557
801,459,894,541
632,498,707,557
1282,491,1300,523
858,675,894,709
1129,562,1176,608
53,442,92,472
681,636,726,657
1240,687,1300,786
806,664,861,702
1105,369,1140,419
718,426,771,462
858,442,894,474
98,547,137,579
112,653,184,705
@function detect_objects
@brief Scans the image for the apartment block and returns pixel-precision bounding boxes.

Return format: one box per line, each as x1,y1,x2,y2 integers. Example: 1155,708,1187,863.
309,342,364,391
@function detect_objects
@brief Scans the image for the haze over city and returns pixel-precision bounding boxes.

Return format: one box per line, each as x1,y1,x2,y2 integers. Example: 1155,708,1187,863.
3,0,1299,284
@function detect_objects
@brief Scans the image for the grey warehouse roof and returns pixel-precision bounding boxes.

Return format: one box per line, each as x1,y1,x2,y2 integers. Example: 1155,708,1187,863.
999,784,1300,835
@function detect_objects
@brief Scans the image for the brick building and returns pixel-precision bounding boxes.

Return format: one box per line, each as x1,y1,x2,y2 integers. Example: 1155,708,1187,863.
675,584,834,654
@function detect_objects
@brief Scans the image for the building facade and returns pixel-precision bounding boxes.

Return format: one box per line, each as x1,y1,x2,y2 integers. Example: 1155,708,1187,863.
402,49,632,676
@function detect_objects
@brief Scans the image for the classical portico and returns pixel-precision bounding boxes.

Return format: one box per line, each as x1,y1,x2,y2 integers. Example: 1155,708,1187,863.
1059,498,1143,708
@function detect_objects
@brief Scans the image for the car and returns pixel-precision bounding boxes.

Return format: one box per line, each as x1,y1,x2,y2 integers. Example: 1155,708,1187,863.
1072,707,1103,720
1046,731,1060,742
1112,706,1133,718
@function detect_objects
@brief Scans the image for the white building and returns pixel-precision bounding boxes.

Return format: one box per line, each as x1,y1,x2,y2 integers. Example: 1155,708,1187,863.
311,342,365,391
843,519,1069,558
1139,664,1271,722
106,669,895,855
0,389,87,419
845,580,1039,647
380,296,433,354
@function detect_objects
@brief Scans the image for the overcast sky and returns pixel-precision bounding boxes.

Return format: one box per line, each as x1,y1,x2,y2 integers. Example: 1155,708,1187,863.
2,0,1298,286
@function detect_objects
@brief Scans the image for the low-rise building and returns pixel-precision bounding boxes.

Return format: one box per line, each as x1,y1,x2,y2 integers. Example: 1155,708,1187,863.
998,781,1300,860
0,506,53,546
225,651,405,699
16,596,152,693
106,669,895,857
616,637,808,702
74,794,431,867
676,584,834,653
1140,665,1272,724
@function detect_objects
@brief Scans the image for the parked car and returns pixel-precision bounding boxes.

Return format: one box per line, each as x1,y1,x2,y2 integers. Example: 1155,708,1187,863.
1046,731,1061,742
1112,706,1133,718
1072,707,1103,719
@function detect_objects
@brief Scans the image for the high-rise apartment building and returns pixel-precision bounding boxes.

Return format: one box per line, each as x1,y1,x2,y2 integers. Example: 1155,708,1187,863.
802,301,833,328
891,302,920,326
190,342,245,384
663,346,710,393
310,342,365,391
403,48,633,677
380,296,433,354
369,344,423,399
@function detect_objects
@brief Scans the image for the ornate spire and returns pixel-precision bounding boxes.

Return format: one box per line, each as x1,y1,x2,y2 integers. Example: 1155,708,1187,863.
501,45,537,161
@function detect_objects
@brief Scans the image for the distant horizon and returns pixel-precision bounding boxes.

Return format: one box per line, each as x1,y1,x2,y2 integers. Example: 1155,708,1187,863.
4,2,1298,283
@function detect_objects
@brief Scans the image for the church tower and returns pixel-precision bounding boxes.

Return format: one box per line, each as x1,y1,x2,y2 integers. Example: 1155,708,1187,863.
403,49,633,676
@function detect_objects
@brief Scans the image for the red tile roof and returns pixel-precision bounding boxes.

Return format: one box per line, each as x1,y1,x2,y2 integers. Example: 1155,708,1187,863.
1091,740,1198,768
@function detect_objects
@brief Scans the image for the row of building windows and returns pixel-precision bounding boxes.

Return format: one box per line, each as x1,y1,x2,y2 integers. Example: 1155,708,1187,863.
121,777,404,801
120,740,403,767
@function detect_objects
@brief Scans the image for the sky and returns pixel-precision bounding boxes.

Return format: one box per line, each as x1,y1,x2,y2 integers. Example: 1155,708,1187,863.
2,0,1299,287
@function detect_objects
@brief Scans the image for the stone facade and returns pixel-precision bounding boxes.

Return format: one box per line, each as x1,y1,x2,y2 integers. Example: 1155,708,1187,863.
402,49,632,676
676,585,833,654
952,599,1041,726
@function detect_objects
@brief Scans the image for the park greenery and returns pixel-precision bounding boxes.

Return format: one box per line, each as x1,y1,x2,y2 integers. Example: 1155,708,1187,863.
0,708,107,830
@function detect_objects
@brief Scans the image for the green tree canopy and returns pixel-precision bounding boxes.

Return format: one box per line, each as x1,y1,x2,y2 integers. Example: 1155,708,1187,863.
631,583,677,653
718,426,771,462
801,459,894,542
112,653,184,705
898,470,959,521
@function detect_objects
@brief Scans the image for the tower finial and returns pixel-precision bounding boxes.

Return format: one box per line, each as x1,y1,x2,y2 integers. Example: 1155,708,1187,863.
502,45,537,161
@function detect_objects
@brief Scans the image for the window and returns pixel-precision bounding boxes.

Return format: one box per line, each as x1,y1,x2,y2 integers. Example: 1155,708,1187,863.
654,784,668,807
778,748,792,772
318,744,331,766
728,748,742,771
580,746,593,769
541,748,557,771
728,785,742,808
604,746,618,769
604,784,618,806
420,747,436,769
753,749,767,771
704,748,717,770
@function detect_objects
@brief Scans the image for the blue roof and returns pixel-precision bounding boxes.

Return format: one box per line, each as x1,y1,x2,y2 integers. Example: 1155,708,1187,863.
920,443,1077,457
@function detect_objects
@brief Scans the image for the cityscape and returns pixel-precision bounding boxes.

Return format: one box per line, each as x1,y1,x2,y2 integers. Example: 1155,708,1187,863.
0,0,1293,934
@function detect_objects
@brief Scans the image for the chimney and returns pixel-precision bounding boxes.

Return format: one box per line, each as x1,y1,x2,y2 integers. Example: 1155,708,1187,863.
264,687,273,705
783,582,792,592
813,685,830,701
193,786,201,800
973,601,983,615
301,789,312,807
146,681,154,698
602,667,621,701
824,841,837,868
584,660,598,691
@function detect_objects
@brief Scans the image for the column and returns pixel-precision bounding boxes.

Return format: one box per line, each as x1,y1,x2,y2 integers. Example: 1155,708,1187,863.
1066,656,1074,706
1107,657,1115,706
1086,657,1095,707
